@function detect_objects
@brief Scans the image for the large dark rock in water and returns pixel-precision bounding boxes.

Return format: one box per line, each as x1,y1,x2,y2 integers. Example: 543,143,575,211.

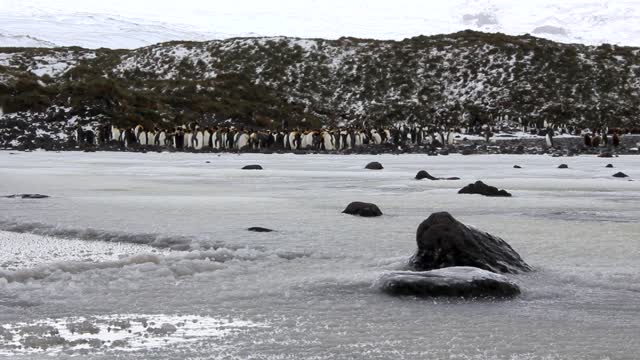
3,194,49,199
458,181,511,197
410,212,531,274
613,172,629,178
606,164,614,168
247,227,274,232
342,202,383,217
377,267,521,299
513,165,522,169
365,162,384,170
558,164,569,169
242,165,263,170
415,170,438,180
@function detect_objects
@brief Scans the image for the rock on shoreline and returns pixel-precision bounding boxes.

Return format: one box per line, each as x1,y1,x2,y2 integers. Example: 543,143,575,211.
342,202,383,217
377,267,521,299
410,212,531,274
458,181,512,197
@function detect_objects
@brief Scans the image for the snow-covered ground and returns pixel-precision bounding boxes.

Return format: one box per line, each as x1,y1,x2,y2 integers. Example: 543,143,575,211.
2,0,640,48
0,151,639,358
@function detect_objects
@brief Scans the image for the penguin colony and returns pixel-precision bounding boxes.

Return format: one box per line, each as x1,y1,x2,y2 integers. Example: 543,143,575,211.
83,123,428,151
77,123,630,152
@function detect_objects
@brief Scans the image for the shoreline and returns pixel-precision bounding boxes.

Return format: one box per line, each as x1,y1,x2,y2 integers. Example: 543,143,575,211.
2,136,639,157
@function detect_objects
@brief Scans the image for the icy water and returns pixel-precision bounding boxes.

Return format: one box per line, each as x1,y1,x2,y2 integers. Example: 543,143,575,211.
0,151,639,360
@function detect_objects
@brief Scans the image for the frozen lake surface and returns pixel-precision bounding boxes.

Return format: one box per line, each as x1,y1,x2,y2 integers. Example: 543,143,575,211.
0,151,639,359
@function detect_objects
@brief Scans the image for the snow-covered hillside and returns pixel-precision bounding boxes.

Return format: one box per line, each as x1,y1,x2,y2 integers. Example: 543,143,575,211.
1,0,640,49
2,31,639,136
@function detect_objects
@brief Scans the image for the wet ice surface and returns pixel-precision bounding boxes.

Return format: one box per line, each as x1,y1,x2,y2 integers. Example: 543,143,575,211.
0,231,171,271
0,151,639,359
0,314,264,356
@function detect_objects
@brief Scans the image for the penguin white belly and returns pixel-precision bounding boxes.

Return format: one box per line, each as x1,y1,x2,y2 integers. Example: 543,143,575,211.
289,134,298,149
425,135,433,144
301,134,312,149
546,134,553,147
323,134,334,150
195,132,204,150
221,133,227,149
203,131,211,148
447,132,455,145
134,126,144,144
111,127,120,142
147,132,155,146
373,133,382,144
237,134,249,150
141,132,149,145
159,132,166,146
185,134,192,148
213,132,221,149
354,134,362,146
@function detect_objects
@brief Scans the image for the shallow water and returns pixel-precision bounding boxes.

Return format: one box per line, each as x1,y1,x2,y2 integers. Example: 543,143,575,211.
0,151,639,359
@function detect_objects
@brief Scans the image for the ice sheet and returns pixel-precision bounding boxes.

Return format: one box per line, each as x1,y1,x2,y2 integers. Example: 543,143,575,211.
0,151,638,359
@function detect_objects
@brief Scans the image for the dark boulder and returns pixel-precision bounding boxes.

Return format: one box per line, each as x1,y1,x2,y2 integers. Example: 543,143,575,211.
416,171,459,181
365,162,384,170
342,202,383,217
3,194,49,199
606,164,614,168
410,212,531,274
458,181,512,197
461,149,475,155
376,267,521,299
247,227,274,233
613,172,629,178
242,165,263,170
558,164,569,169
415,170,438,180
513,165,522,169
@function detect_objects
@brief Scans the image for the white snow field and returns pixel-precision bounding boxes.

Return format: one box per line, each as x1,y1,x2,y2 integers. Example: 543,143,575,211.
0,151,639,359
2,0,640,48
